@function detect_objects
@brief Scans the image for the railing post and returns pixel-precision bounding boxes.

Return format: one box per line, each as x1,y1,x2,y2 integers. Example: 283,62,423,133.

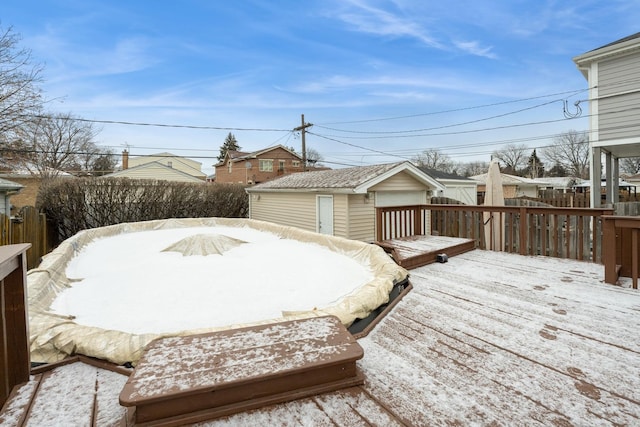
0,243,32,408
602,216,617,285
519,207,527,256
414,206,422,236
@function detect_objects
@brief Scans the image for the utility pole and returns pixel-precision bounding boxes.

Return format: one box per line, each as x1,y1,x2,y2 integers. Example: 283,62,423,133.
293,114,313,172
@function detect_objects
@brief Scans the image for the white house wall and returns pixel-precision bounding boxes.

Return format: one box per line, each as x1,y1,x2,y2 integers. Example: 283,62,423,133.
369,171,428,192
443,185,477,205
113,163,204,182
597,54,640,142
129,155,205,179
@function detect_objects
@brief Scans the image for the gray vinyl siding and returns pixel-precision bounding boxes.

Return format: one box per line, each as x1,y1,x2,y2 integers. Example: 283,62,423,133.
332,194,348,238
598,54,640,97
249,192,316,232
597,54,640,141
599,93,640,141
369,171,426,191
347,194,376,242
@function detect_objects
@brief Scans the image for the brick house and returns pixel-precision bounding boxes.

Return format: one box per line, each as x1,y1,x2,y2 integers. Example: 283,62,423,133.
214,145,306,184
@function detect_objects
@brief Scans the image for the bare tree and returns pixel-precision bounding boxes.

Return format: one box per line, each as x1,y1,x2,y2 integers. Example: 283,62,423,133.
491,143,528,175
412,148,455,173
12,112,101,178
0,25,43,135
461,160,489,177
620,157,640,175
543,130,589,179
305,147,324,166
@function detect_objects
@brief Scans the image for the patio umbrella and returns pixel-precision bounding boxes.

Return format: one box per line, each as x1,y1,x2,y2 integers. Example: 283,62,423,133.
483,160,505,251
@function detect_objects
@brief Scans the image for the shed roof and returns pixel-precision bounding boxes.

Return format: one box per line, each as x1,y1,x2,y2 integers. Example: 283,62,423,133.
248,161,444,194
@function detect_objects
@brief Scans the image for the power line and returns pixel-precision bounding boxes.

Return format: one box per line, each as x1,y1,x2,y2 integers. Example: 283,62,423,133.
18,114,291,132
314,99,562,135
316,88,589,125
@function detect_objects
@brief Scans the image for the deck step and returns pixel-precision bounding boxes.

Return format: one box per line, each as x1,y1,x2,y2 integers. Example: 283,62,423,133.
119,316,364,426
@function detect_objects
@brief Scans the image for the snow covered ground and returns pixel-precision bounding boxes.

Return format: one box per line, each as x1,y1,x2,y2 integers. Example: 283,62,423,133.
50,226,374,334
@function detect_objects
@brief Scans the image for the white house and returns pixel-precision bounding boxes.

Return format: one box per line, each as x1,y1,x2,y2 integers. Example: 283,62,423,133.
573,32,640,207
104,151,207,183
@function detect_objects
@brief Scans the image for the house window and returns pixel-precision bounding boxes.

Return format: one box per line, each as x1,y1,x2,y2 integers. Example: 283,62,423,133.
228,161,232,173
259,159,273,172
278,160,285,172
167,161,173,168
292,161,300,167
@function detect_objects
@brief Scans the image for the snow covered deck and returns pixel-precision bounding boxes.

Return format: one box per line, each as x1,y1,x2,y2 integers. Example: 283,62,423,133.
2,249,640,425
375,234,475,269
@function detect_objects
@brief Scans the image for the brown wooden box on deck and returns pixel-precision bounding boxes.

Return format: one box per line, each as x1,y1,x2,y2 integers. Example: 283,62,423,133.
119,315,364,426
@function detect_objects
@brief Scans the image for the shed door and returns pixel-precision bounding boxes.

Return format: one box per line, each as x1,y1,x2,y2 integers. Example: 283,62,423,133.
317,195,334,235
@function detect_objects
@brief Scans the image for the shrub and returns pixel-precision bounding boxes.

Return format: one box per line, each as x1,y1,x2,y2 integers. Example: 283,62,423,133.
37,178,248,243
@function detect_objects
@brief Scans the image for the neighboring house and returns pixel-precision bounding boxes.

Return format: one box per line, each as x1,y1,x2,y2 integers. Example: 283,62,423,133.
573,178,637,198
104,150,207,182
0,169,74,212
103,162,205,183
0,177,23,216
470,172,547,199
214,145,305,185
418,167,478,205
536,177,581,194
573,32,640,207
246,161,445,242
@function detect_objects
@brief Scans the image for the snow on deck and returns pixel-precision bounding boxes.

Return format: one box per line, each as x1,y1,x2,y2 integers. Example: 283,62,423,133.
3,249,640,425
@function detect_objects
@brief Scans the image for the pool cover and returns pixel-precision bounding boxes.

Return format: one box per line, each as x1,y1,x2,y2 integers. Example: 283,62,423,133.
27,218,408,365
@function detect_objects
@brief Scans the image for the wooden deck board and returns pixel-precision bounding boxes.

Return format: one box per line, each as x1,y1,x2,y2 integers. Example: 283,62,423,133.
376,235,475,269
3,249,640,425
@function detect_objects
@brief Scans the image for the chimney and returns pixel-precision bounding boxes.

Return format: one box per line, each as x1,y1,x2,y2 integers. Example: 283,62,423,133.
122,149,129,170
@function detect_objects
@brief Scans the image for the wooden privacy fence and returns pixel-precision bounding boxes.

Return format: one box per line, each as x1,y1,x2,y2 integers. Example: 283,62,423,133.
376,204,615,263
0,206,49,270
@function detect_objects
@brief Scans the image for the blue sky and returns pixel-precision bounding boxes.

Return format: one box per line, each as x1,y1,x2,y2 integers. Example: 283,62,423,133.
2,1,639,174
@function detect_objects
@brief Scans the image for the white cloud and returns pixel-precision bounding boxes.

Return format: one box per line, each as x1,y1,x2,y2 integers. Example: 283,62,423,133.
454,40,497,59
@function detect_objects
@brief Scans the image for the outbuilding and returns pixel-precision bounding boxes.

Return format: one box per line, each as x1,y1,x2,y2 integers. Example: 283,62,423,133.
246,161,445,242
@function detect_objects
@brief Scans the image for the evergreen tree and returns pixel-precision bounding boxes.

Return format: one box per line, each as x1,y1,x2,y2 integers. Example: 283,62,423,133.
217,132,240,162
525,149,545,178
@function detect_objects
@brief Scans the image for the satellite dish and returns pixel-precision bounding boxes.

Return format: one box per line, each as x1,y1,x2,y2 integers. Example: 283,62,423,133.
245,161,252,169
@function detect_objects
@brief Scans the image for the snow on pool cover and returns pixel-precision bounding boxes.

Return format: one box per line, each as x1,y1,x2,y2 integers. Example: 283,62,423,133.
28,218,408,365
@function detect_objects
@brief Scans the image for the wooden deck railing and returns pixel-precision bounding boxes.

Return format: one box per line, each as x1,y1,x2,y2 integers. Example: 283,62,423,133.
376,205,615,263
0,243,31,408
603,216,640,289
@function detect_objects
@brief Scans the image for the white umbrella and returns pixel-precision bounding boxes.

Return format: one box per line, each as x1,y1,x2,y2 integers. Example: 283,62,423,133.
483,160,505,251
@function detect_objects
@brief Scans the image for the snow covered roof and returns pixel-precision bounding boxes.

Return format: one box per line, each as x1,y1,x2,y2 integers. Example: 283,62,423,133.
0,177,23,192
469,172,547,186
248,161,445,194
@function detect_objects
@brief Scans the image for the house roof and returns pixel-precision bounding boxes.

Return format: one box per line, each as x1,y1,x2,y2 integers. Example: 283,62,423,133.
247,161,445,194
0,177,23,192
573,32,640,77
103,161,206,183
216,145,302,167
469,172,547,186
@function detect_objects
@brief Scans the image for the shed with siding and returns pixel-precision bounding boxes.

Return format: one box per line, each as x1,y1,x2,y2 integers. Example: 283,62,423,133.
246,161,444,242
